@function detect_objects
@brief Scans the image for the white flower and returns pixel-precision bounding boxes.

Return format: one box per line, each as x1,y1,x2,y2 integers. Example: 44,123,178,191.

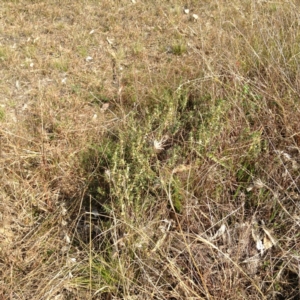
153,135,169,153
153,140,164,152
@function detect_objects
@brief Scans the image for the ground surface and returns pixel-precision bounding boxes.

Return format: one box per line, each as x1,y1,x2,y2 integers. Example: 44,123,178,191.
1,0,300,299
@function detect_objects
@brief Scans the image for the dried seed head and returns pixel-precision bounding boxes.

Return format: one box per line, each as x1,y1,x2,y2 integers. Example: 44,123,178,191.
254,179,264,189
153,135,169,153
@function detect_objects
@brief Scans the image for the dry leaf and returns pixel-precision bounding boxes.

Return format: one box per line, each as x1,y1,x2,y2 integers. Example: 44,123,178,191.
101,103,110,112
210,224,226,241
263,236,273,250
106,37,114,45
262,225,277,247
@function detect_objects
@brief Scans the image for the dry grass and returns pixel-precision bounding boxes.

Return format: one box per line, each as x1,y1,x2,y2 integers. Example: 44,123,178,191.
1,0,300,299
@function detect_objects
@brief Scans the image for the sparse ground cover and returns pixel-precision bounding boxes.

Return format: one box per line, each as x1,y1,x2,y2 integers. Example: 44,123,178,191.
1,0,300,299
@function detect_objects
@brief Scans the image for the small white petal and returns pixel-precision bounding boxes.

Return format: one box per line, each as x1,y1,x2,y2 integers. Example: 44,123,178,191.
16,80,20,90
256,239,264,254
22,103,28,111
192,14,199,20
246,186,253,192
65,234,71,244
105,169,111,180
61,206,67,215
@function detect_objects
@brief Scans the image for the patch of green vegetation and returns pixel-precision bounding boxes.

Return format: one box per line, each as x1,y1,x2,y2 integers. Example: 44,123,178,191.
52,58,69,72
171,177,183,213
171,42,187,55
88,89,111,104
80,83,238,226
77,45,88,57
0,108,5,121
0,46,8,60
132,42,144,57
71,84,82,94
24,44,37,57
